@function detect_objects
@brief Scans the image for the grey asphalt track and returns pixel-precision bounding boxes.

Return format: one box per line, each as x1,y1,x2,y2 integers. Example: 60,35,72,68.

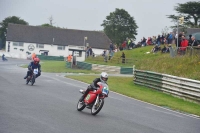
0,58,200,133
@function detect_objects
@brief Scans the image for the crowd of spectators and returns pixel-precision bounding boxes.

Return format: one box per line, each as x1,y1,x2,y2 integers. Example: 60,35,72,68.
100,31,200,63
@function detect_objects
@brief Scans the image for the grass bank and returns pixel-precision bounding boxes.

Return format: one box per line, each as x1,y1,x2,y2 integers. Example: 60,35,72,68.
86,45,200,80
66,75,200,116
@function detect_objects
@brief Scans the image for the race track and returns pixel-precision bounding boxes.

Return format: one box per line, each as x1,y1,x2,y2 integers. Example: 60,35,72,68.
0,58,199,133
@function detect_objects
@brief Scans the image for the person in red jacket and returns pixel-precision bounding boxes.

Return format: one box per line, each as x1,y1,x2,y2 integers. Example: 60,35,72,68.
122,41,127,50
180,35,188,55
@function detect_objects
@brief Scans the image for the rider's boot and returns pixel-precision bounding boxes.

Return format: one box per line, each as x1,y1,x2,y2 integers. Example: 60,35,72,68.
24,75,28,79
79,89,90,102
24,71,29,79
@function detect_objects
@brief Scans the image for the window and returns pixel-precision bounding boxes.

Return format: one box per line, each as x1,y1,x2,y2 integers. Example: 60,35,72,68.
57,46,65,50
19,42,24,47
13,42,18,46
13,42,24,47
74,51,82,57
36,44,44,48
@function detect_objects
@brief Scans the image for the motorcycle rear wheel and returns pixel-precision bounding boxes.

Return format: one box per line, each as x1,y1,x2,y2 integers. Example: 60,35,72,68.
31,74,36,86
26,79,29,84
91,99,104,115
77,100,86,111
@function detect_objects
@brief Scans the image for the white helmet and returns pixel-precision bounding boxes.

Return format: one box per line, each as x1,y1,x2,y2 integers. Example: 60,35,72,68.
100,72,108,83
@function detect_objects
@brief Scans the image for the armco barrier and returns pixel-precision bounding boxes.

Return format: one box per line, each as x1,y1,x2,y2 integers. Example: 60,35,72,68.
134,70,200,103
37,55,64,61
77,62,92,70
120,67,134,74
66,62,71,68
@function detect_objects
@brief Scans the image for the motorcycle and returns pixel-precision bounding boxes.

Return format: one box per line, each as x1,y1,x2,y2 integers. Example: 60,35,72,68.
26,68,38,86
77,82,109,115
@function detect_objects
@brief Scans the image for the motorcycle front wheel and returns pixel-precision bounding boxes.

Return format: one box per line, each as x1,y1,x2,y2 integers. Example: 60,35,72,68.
31,74,36,86
26,76,31,85
77,100,86,111
91,99,104,115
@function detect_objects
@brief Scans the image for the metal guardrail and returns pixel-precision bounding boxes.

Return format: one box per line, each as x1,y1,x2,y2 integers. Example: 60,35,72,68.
134,70,200,103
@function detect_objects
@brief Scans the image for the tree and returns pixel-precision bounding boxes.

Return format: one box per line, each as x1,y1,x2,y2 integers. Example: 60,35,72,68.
41,23,54,27
167,1,200,28
0,16,28,48
101,8,138,45
40,16,65,29
40,23,65,29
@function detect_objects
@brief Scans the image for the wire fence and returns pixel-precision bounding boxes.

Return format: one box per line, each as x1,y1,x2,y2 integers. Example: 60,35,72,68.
169,46,200,58
87,55,135,65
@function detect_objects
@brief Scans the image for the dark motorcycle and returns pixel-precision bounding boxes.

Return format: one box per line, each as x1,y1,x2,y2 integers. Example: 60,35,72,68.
77,82,109,115
26,68,38,86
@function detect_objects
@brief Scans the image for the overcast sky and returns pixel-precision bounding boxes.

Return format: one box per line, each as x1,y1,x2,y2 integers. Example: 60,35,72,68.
0,0,191,42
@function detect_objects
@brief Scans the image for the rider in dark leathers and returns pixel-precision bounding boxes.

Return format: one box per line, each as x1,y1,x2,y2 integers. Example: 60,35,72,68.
79,72,108,102
24,57,41,79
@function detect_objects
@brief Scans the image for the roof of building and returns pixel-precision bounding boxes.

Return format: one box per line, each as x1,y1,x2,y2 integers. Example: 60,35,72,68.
6,23,111,49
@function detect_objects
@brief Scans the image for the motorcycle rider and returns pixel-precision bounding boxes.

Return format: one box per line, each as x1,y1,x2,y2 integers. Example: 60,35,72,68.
2,54,7,61
24,57,41,79
79,72,108,102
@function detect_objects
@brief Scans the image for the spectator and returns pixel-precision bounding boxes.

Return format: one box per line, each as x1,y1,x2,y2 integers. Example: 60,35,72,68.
161,34,165,44
104,49,109,62
161,44,170,53
8,43,10,52
122,41,127,50
89,47,92,56
121,52,125,63
157,35,161,46
176,33,182,47
130,39,135,49
67,54,72,62
109,50,114,60
86,47,89,57
152,36,157,45
128,39,131,49
142,37,147,46
189,36,200,56
109,42,114,52
114,44,118,52
32,53,36,60
151,45,161,53
167,32,173,44
180,35,188,55
102,49,106,56
147,37,151,45
188,35,194,46
191,36,200,47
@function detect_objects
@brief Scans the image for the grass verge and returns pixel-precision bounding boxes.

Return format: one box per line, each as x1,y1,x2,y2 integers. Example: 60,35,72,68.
66,75,200,116
21,60,99,74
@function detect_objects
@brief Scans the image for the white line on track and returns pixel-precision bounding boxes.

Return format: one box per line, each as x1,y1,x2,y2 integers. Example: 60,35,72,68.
145,107,184,118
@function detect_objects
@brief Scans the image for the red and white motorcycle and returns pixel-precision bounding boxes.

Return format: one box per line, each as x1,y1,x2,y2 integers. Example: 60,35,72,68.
77,82,109,115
